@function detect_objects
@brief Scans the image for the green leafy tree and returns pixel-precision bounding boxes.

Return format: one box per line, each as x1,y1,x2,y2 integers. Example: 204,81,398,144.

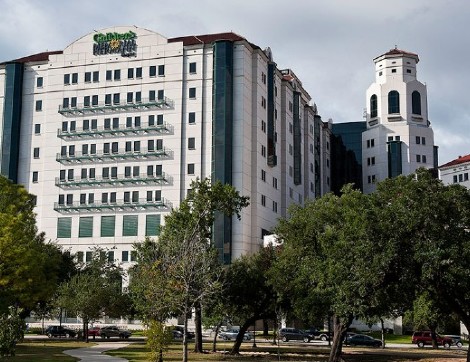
56,250,127,341
221,246,279,354
0,176,67,313
272,185,415,362
130,178,249,362
375,169,470,360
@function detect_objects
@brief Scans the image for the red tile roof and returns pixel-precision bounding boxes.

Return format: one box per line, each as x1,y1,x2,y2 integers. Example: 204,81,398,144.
374,47,419,62
2,50,63,65
439,154,470,168
168,32,246,46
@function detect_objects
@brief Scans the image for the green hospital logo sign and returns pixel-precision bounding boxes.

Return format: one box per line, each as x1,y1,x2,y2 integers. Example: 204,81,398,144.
93,31,137,57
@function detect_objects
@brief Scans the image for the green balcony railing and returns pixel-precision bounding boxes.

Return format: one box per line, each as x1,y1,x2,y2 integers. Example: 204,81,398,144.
53,197,171,213
57,123,173,140
58,97,174,116
56,148,173,164
55,173,172,189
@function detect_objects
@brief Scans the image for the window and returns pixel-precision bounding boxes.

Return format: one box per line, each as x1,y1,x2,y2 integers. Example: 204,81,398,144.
465,173,469,181
157,115,163,125
146,215,161,236
57,218,72,238
261,194,266,207
113,93,120,104
149,65,156,77
422,155,427,163
105,94,112,105
34,124,41,134
112,117,119,129
395,136,400,141
114,69,121,80
127,92,133,103
261,120,266,133
101,215,115,237
416,136,421,144
122,251,129,262
93,71,99,82
79,217,93,238
157,90,164,100
36,77,43,88
261,96,266,108
76,251,84,263
148,115,155,126
273,177,278,189
261,169,266,182
133,166,140,176
32,171,38,183
136,91,142,103
188,112,196,124
123,215,138,236
416,154,421,163
64,74,70,85
106,70,112,81
453,175,458,183
189,62,196,73
391,68,397,73
188,137,195,150
370,94,378,118
134,141,140,152
388,90,400,114
273,201,278,213
407,69,412,74
35,100,42,111
33,147,40,158
71,73,78,84
86,251,92,262
136,67,142,78
421,137,426,145
189,87,196,99
84,96,90,107
128,68,134,79
149,90,155,101
261,145,266,157
158,65,165,76
187,163,195,175
412,91,421,115
155,165,162,176
104,118,111,130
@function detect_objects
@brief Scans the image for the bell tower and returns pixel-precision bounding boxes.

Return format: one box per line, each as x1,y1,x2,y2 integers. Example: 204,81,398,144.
362,48,437,193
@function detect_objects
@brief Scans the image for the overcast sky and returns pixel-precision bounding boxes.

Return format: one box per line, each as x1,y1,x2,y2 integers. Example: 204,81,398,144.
1,0,468,164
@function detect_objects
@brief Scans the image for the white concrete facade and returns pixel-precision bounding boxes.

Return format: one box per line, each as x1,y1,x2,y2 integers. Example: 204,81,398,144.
439,154,470,188
0,26,327,265
362,48,436,194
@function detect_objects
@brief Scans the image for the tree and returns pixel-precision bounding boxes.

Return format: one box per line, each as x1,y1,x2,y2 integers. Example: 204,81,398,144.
221,245,279,354
56,250,127,342
0,176,67,313
374,169,470,361
0,307,25,357
272,185,415,362
130,178,249,362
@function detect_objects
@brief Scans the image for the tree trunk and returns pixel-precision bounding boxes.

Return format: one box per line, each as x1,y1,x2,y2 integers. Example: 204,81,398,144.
183,311,189,362
230,316,256,355
430,326,438,349
380,318,385,348
193,303,203,353
328,314,353,362
212,322,222,352
263,319,269,336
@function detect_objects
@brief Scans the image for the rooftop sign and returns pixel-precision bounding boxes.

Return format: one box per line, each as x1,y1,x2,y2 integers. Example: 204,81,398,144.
93,31,137,57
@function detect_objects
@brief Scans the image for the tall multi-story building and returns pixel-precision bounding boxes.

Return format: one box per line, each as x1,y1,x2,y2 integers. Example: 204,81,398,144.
362,48,438,194
0,26,327,265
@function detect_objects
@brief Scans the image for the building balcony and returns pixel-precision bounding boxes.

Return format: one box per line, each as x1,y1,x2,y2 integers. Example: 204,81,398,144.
55,173,173,189
57,123,173,140
56,148,173,164
53,197,172,213
58,97,174,117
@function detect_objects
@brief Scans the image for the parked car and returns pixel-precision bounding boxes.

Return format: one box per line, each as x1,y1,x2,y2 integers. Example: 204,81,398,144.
172,326,195,339
445,335,463,348
318,330,333,341
45,325,76,338
86,326,101,338
412,331,452,348
345,333,382,347
218,328,253,341
279,328,311,342
99,326,131,339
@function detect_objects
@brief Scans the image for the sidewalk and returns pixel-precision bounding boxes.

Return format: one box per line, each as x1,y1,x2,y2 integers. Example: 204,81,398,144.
64,342,130,361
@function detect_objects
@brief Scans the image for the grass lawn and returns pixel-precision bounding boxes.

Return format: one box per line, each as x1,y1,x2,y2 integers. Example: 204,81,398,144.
6,340,92,361
106,341,468,362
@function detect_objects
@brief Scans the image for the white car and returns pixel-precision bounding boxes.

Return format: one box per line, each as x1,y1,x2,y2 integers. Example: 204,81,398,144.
218,328,253,341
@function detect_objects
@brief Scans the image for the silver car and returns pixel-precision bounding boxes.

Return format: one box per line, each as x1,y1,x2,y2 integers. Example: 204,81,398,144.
218,328,253,341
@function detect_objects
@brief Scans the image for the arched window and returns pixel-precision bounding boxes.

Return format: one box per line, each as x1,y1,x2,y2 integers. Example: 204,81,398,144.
412,91,421,115
388,90,400,114
370,94,378,118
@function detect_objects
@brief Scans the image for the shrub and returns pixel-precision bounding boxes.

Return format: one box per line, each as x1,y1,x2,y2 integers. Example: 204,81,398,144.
0,308,26,357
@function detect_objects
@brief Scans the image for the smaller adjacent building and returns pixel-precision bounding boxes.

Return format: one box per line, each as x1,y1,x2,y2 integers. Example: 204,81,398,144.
439,154,470,187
